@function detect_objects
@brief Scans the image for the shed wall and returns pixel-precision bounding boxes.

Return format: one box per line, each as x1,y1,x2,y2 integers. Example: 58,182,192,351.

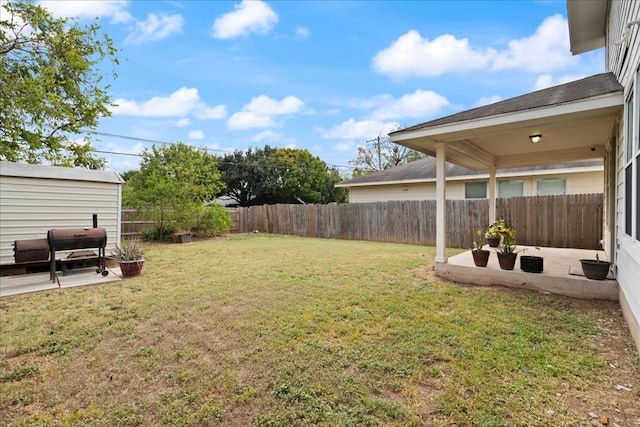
0,174,121,265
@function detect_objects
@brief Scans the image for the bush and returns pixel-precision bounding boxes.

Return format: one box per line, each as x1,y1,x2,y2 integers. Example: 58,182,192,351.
193,204,232,237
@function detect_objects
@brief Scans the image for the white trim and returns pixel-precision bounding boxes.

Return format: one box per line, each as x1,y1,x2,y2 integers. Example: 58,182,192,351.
391,93,623,142
336,165,604,188
435,143,447,263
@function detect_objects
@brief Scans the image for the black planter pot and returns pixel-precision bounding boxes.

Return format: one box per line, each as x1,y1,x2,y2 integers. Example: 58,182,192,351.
580,259,612,280
520,255,544,273
472,250,490,267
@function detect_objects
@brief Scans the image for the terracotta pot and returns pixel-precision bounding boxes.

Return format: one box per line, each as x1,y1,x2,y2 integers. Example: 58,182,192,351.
119,260,144,278
520,255,544,273
580,259,611,280
496,252,517,270
486,237,501,247
472,250,490,267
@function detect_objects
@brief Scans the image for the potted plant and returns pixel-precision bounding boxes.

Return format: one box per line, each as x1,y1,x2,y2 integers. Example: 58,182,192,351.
496,236,519,270
471,229,490,267
112,239,145,278
580,252,612,280
520,247,543,273
485,219,513,247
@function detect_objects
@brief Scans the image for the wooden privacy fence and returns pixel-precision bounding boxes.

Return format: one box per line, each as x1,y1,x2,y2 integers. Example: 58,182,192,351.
120,208,241,238
232,194,603,249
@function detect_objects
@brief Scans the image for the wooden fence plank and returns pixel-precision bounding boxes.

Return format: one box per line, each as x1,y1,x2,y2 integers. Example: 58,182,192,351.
229,194,603,249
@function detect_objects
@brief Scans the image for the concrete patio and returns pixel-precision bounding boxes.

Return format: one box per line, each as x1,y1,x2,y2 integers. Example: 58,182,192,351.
436,246,618,301
0,265,124,298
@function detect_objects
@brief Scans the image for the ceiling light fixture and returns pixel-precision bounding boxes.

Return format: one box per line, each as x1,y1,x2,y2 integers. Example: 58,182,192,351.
529,134,542,144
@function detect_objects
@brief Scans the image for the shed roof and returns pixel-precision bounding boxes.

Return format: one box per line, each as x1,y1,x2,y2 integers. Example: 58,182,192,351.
0,161,123,184
337,157,603,187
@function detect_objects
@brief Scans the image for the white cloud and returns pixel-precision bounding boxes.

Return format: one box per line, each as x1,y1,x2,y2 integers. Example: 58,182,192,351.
333,141,355,153
533,73,587,91
212,0,278,39
195,105,228,120
188,130,205,140
112,87,200,117
373,14,576,78
474,95,502,107
295,26,310,39
320,119,399,140
228,95,305,130
492,15,575,72
174,118,191,127
111,87,227,120
371,90,449,120
38,1,132,23
250,130,283,142
372,30,491,78
125,13,183,45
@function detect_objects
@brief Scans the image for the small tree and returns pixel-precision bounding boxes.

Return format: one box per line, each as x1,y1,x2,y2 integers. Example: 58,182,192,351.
0,1,118,168
123,143,227,241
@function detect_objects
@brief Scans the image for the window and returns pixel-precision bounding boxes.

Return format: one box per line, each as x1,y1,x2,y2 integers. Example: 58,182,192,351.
537,178,566,196
625,75,640,241
498,180,523,198
465,182,486,199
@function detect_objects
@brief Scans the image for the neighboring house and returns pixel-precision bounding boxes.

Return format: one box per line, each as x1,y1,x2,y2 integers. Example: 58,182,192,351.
336,157,603,203
0,161,123,266
388,1,640,352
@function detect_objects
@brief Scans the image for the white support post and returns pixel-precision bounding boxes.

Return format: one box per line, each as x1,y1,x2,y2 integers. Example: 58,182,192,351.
435,143,447,263
488,166,496,225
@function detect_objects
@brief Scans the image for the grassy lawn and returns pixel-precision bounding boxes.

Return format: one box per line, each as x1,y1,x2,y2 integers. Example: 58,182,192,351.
1,234,638,426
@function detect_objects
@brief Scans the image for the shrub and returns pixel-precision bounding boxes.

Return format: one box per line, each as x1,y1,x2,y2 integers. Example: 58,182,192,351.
193,204,232,237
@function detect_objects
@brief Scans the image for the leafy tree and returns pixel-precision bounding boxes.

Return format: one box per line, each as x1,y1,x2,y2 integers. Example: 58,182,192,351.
219,145,347,206
218,146,277,206
0,0,117,168
123,143,227,240
322,167,348,203
350,134,423,176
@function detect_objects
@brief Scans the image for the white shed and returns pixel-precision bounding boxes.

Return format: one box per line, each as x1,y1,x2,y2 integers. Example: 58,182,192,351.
0,161,123,265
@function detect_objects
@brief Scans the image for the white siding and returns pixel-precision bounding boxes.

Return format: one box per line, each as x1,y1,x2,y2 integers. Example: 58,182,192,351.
0,163,122,265
608,0,640,350
347,171,603,203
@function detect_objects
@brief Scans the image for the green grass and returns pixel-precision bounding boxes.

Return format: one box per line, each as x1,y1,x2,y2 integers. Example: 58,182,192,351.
1,234,638,426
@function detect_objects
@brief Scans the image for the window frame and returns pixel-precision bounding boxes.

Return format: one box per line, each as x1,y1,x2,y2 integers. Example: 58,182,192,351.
464,181,487,199
624,69,639,242
498,179,524,198
536,178,567,196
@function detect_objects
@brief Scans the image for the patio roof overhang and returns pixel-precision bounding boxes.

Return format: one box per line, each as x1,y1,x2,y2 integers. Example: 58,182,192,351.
389,92,623,171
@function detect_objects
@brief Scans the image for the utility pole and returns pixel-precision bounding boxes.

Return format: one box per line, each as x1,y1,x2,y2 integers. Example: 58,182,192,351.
365,134,383,171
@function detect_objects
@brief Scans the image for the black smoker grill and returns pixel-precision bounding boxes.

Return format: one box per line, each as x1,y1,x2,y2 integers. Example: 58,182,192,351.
47,227,108,282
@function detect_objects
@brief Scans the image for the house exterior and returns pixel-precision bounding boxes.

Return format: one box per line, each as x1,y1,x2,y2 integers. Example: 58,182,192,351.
337,157,603,203
388,1,640,352
0,161,123,265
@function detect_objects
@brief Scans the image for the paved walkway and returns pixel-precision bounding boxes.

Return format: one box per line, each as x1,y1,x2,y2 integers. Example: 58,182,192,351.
0,266,123,297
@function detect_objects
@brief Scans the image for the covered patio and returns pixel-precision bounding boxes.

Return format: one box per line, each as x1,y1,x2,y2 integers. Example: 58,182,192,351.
442,245,618,300
390,73,624,298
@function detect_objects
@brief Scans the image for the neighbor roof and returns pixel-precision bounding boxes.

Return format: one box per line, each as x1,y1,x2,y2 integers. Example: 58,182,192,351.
337,157,603,187
390,73,622,136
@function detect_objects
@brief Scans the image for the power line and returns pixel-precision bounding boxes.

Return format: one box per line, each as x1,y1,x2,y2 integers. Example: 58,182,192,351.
83,129,355,170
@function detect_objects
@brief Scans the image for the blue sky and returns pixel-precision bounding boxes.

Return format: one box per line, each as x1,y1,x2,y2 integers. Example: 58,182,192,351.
38,0,604,174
